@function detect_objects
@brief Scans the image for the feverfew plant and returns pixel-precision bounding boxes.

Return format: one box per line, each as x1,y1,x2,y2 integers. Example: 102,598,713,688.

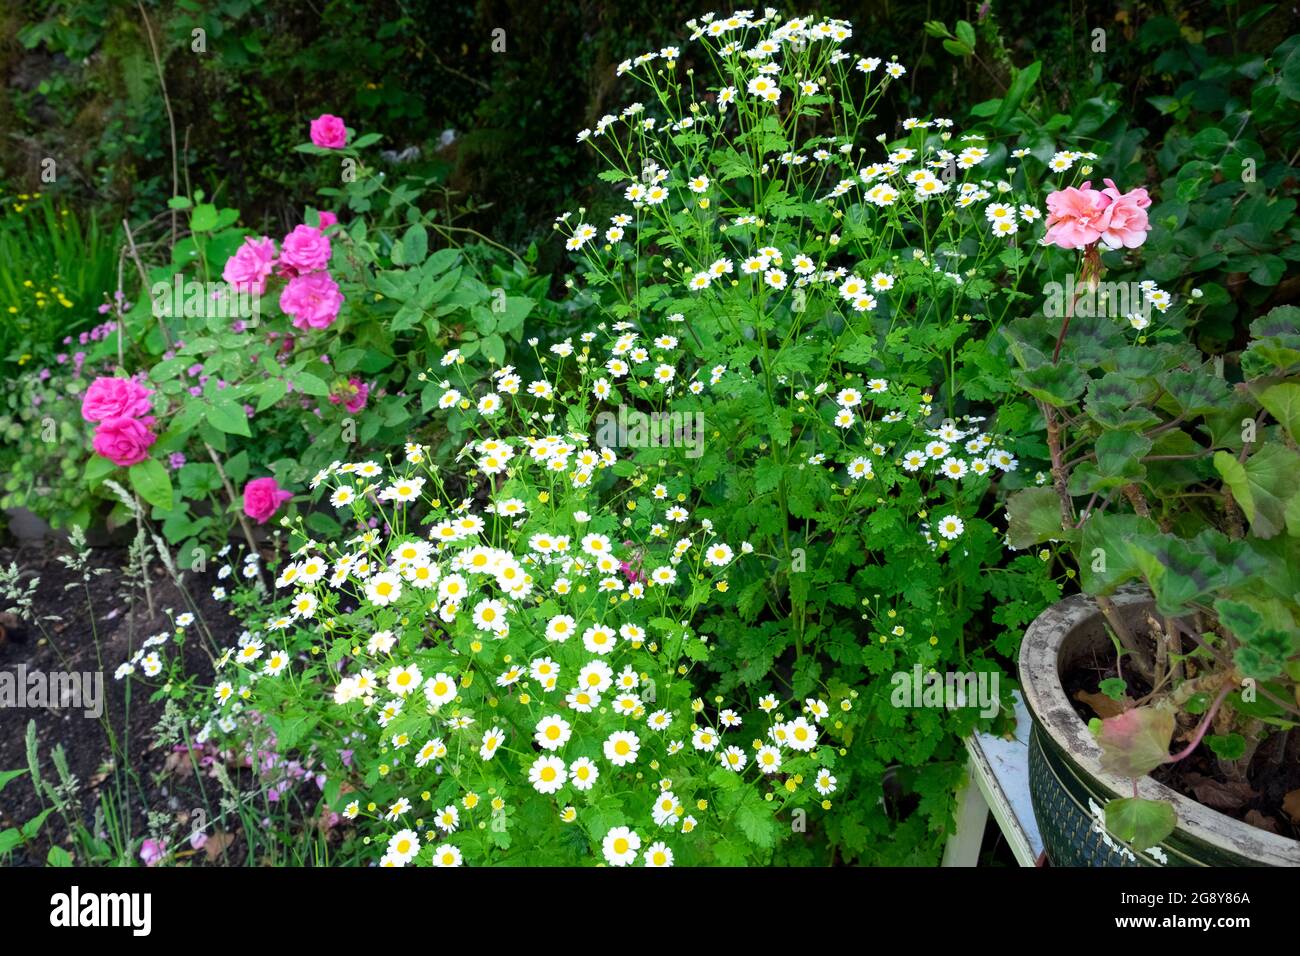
155,428,859,866
545,9,1076,860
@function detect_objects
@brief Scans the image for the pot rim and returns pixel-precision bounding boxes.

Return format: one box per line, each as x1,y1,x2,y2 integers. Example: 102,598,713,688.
1019,589,1300,867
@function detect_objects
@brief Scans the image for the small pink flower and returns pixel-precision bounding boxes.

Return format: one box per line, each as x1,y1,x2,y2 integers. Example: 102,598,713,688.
93,416,157,467
316,210,338,229
81,376,154,422
140,838,167,867
1096,179,1151,249
222,236,279,295
329,377,369,413
280,224,332,274
243,476,293,524
309,113,348,149
280,271,344,330
1043,182,1111,250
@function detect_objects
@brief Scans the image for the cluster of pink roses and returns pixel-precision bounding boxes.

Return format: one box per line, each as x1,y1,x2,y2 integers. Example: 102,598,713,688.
222,212,344,331
220,115,350,330
1043,179,1151,251
82,375,157,467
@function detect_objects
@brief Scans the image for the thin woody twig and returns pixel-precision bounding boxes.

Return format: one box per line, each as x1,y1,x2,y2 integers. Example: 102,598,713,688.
122,217,171,348
205,442,267,590
136,1,179,250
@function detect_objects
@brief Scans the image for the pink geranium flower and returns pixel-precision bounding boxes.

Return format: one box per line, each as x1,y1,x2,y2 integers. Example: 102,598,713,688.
1043,182,1111,250
243,476,293,524
92,416,157,467
279,224,332,275
280,272,344,330
222,236,279,294
309,114,348,149
1044,180,1151,251
1096,178,1151,249
81,376,154,422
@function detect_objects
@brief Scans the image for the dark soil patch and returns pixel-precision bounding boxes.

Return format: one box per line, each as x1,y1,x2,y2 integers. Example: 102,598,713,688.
0,540,247,865
1064,638,1300,841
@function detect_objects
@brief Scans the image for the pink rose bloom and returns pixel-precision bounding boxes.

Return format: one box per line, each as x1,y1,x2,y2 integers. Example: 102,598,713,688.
92,416,157,467
1043,182,1111,250
1096,178,1151,249
309,113,348,149
222,236,278,294
329,377,369,413
280,224,332,274
82,376,154,422
280,271,344,330
316,211,338,229
243,476,293,524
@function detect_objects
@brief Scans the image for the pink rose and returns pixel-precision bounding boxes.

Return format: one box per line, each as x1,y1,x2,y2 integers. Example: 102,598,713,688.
81,376,154,422
329,377,369,413
309,113,348,149
243,476,293,524
316,211,338,229
1043,182,1111,250
280,224,332,274
92,416,157,467
1096,179,1151,250
223,236,279,294
280,271,344,330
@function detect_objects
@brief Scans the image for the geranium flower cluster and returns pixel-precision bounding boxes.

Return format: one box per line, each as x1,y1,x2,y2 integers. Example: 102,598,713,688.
80,374,157,467
1043,178,1151,250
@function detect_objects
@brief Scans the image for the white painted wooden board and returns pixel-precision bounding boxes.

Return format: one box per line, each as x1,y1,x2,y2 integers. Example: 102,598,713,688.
942,690,1045,866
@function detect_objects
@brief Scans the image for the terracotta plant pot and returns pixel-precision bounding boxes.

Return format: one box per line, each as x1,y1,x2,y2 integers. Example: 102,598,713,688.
1019,589,1300,867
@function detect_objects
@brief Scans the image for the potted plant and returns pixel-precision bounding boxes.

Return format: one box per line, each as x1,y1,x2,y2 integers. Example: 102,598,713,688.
1005,275,1300,865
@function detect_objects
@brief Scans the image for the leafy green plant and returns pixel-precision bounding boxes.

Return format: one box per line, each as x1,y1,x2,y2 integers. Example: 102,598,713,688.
522,11,1075,862
1006,289,1300,851
0,193,121,366
121,429,857,866
5,124,555,563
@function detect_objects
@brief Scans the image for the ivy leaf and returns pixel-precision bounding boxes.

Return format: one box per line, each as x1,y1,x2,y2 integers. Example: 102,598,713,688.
1105,797,1177,850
